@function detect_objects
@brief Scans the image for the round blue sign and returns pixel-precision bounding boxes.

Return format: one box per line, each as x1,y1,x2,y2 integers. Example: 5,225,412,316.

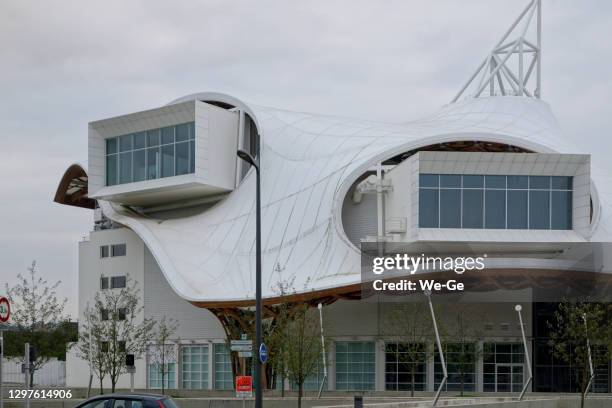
259,343,268,364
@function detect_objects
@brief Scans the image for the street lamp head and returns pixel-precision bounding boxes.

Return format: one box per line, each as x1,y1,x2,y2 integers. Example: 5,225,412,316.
237,149,257,168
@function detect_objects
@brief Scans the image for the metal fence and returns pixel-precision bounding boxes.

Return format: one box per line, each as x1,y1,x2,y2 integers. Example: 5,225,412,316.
1,358,65,386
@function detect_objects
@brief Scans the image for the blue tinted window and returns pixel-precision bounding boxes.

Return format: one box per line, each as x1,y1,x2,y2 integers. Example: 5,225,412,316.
133,150,146,182
529,191,550,229
463,189,483,228
119,134,133,152
133,132,146,149
485,176,505,189
105,122,195,185
420,174,438,188
106,154,117,186
551,191,572,229
552,176,572,190
440,189,461,228
507,190,528,229
507,176,528,189
530,176,550,189
119,152,132,184
419,189,439,227
147,129,160,147
440,175,461,188
485,190,506,228
463,175,484,188
106,138,117,154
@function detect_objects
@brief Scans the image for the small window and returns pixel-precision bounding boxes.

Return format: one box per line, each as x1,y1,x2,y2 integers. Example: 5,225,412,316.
111,244,126,257
117,308,127,321
111,276,126,289
100,277,109,290
81,398,110,408
118,341,127,352
101,309,109,321
100,245,109,258
100,341,109,352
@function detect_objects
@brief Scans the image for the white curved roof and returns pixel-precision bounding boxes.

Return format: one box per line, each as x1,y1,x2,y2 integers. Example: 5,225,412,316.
99,94,612,304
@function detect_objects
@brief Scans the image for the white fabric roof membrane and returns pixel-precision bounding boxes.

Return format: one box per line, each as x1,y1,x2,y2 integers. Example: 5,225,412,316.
99,93,612,304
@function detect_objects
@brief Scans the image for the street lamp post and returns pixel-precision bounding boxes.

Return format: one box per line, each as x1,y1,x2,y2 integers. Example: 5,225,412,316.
237,149,262,408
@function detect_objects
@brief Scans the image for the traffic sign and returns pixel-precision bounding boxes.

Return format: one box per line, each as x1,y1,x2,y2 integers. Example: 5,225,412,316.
259,343,268,364
230,339,253,352
0,297,9,323
236,375,253,398
238,351,252,358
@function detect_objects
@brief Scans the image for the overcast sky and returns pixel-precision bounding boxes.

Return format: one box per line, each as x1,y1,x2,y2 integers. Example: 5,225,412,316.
1,0,611,318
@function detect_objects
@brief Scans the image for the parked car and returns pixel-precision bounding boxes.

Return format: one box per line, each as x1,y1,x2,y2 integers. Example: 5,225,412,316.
75,394,179,408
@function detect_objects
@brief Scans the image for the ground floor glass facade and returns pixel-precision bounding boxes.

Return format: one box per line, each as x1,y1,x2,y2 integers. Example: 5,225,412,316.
335,341,376,391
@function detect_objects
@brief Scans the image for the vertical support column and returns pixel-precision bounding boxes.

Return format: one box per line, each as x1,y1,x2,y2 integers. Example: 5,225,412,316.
376,163,385,242
0,331,3,408
427,343,435,393
375,339,385,391
208,341,214,390
476,340,484,392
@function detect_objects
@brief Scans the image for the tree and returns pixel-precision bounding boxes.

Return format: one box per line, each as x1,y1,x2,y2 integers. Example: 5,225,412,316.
548,300,612,408
77,303,110,393
79,277,155,392
148,317,179,394
382,301,432,397
280,304,323,408
4,261,70,385
441,304,484,397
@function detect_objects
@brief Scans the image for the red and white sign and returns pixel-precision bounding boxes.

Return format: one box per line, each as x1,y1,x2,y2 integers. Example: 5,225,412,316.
0,296,10,323
236,375,253,398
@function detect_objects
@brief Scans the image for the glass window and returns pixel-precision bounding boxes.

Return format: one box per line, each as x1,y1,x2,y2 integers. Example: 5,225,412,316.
507,176,528,189
419,189,439,228
551,191,572,230
111,243,126,257
440,174,461,188
463,189,484,228
106,155,118,186
335,341,375,391
119,134,133,152
214,344,233,390
176,123,189,142
485,175,505,189
440,189,461,228
111,276,126,289
419,174,438,188
147,129,160,147
113,399,142,408
530,176,550,190
161,127,174,145
133,150,146,182
507,190,528,229
175,142,189,176
147,147,159,180
485,190,506,229
106,138,118,154
435,343,476,392
189,140,195,174
81,399,110,408
463,175,484,188
148,363,176,389
119,152,132,184
162,144,175,178
385,342,426,391
552,176,572,190
100,245,109,258
529,190,550,229
133,132,146,149
182,345,209,389
100,277,109,290
104,122,195,186
483,343,524,393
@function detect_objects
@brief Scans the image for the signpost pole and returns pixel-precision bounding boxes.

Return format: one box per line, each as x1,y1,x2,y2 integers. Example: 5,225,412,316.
1,331,4,408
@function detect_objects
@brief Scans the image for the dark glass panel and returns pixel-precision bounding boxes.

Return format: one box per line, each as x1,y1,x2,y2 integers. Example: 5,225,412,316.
507,190,528,229
147,147,159,180
106,154,118,186
119,152,132,184
419,174,438,188
552,176,572,190
551,191,572,230
530,176,550,189
485,190,506,228
463,189,484,228
161,144,175,178
133,149,146,182
147,129,160,147
440,189,461,228
119,134,133,152
463,175,483,188
507,175,528,189
175,142,189,176
176,123,189,142
133,131,146,149
106,137,117,154
485,175,506,189
440,174,461,188
419,189,439,227
529,190,550,229
161,126,174,144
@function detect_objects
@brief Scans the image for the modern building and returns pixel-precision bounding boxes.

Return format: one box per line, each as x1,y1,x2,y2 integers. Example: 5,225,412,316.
55,0,612,394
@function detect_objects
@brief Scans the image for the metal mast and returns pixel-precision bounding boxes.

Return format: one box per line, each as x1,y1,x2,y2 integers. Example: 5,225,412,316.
452,0,542,103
